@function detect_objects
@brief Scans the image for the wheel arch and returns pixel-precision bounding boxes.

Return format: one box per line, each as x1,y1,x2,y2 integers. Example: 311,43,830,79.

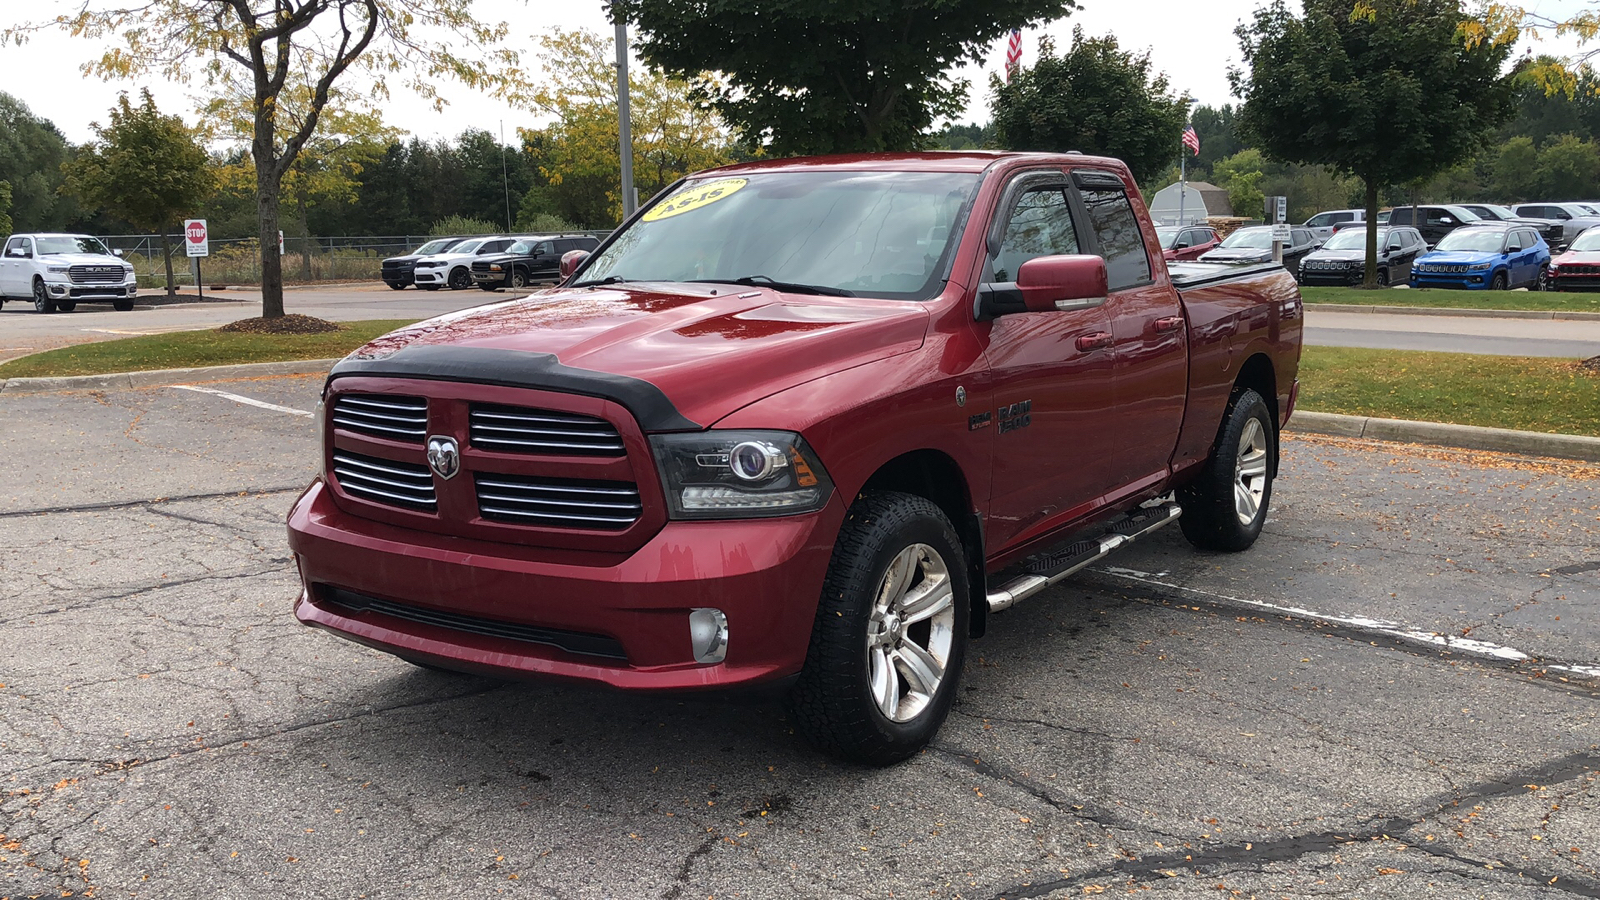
1233,352,1279,475
857,448,989,638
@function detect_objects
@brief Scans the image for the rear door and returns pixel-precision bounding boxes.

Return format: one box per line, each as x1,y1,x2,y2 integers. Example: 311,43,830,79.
1071,168,1187,490
978,170,1120,550
0,236,22,295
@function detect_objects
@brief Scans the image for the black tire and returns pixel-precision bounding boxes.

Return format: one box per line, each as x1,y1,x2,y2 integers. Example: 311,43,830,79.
1537,264,1550,292
1490,270,1508,291
113,299,134,312
448,266,472,290
419,283,440,291
1178,388,1275,552
387,282,407,291
1376,267,1389,286
510,269,529,289
477,282,499,291
32,279,56,314
56,300,77,312
788,492,969,766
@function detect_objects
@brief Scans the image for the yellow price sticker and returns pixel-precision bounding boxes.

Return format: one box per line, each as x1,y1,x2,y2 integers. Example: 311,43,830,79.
641,178,748,222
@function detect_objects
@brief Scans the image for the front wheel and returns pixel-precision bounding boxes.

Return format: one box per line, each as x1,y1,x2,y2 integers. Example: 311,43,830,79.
1537,264,1550,292
510,269,529,289
788,492,969,766
387,282,406,291
448,267,472,290
1376,267,1389,286
56,300,77,312
1490,270,1508,291
32,279,56,314
419,283,440,291
1178,388,1276,552
113,299,134,311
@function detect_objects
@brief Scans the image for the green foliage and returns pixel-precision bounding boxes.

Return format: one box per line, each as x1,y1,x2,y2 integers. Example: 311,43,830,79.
1233,0,1514,284
61,90,215,233
430,215,500,237
1533,133,1600,198
0,93,76,232
615,0,1077,155
928,122,995,150
991,28,1190,186
1189,104,1245,172
1492,136,1541,199
0,180,11,237
519,212,577,234
1212,149,1267,218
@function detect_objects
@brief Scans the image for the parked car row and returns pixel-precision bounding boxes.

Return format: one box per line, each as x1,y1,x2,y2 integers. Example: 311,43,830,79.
381,233,601,292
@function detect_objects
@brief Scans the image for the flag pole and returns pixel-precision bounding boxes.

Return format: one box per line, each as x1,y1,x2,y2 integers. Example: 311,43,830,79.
1178,137,1187,226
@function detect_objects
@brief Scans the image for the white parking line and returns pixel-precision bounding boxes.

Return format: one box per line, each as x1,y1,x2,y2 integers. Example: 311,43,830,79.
171,384,313,418
1095,565,1600,679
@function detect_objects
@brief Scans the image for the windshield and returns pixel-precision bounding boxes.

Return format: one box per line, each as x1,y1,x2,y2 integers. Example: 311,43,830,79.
577,170,981,300
1322,229,1388,251
36,236,111,256
1155,227,1181,250
1478,205,1515,220
1568,229,1600,252
414,239,460,255
1218,229,1273,250
442,239,484,255
1435,229,1505,252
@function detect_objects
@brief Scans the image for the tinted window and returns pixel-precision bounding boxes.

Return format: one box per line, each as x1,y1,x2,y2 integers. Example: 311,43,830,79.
1305,213,1333,228
1292,228,1313,246
991,185,1079,282
534,241,555,255
482,240,512,254
1076,181,1151,290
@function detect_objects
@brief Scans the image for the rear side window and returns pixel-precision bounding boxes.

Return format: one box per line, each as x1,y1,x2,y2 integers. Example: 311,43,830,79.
1334,212,1355,224
1073,173,1151,290
990,184,1080,282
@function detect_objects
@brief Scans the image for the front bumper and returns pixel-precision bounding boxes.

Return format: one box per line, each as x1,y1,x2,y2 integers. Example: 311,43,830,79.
45,279,137,299
470,270,508,287
1410,271,1492,290
1549,272,1600,291
1298,268,1363,286
412,268,447,286
288,480,843,690
381,267,415,287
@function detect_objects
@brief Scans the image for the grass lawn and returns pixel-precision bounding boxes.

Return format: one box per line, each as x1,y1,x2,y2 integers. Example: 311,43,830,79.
1299,346,1600,437
1299,284,1600,313
0,319,414,380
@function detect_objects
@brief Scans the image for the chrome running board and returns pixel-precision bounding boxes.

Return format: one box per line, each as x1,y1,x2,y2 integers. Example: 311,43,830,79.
986,502,1182,613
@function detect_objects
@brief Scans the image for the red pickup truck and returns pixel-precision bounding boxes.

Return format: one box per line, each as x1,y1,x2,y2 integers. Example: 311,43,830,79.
288,152,1302,765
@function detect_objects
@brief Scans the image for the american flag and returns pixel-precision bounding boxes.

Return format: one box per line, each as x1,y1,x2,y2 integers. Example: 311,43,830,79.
1182,125,1200,155
1005,29,1022,82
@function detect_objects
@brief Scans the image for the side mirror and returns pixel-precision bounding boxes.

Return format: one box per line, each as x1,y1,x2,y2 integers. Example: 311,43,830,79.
559,249,591,279
1174,241,1190,249
976,255,1108,319
113,248,124,257
5,248,21,258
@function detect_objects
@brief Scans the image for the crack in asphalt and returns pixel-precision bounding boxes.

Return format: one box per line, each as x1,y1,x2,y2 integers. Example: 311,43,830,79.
0,486,306,520
983,749,1600,899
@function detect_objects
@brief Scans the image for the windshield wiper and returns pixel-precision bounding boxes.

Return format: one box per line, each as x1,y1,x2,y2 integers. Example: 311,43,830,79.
688,275,855,297
571,275,627,288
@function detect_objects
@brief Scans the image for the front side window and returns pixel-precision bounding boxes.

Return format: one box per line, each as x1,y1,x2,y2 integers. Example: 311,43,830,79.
3,237,23,257
1076,176,1151,290
579,170,981,300
991,185,1080,282
534,241,555,256
1306,213,1333,228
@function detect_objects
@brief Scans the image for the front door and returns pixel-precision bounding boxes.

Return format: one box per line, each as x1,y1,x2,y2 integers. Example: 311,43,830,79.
976,171,1120,552
1072,169,1188,491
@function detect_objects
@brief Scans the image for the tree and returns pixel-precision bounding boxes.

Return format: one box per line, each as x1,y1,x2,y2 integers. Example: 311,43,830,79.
524,28,732,227
1535,133,1600,198
0,181,12,238
613,0,1078,155
1493,135,1542,200
1190,105,1246,173
1213,149,1267,219
61,91,214,295
1233,0,1514,286
0,93,76,232
8,1,527,319
991,28,1189,186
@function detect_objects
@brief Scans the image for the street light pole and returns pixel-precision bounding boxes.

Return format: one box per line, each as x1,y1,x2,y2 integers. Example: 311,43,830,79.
614,20,636,218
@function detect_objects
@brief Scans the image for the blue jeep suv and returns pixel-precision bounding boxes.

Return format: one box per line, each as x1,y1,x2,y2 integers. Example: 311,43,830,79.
1409,223,1550,290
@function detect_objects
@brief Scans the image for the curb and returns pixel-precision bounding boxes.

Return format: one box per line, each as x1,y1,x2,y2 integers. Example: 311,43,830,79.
1287,410,1600,463
0,358,340,395
1306,302,1600,321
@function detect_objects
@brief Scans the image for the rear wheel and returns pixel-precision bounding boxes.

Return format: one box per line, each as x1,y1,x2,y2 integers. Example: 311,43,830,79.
56,300,77,312
1178,388,1275,552
32,279,56,314
1490,270,1508,290
788,491,968,766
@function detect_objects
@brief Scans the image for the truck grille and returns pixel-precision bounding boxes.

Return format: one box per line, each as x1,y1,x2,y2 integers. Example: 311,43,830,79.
470,404,625,456
1558,264,1600,275
332,451,436,511
69,265,124,284
475,474,640,529
332,394,428,442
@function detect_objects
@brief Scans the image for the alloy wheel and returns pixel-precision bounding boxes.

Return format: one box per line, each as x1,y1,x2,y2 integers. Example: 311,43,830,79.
1233,418,1269,526
865,543,956,723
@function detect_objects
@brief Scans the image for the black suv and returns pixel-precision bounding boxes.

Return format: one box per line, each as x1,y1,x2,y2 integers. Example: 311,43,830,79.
1297,226,1425,286
380,237,468,290
471,235,601,291
1382,205,1480,247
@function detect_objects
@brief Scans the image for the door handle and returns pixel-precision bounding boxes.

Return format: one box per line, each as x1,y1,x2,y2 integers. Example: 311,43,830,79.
1154,316,1184,333
1076,332,1114,352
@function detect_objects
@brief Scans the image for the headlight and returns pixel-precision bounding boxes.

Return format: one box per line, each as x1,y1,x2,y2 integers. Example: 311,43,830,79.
650,430,833,519
46,266,69,274
490,264,502,271
1470,263,1493,270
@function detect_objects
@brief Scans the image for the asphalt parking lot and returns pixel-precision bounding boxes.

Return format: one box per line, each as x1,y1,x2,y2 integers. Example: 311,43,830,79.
3,376,1598,899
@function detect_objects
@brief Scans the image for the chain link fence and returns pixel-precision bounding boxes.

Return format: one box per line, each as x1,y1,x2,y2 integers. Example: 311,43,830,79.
101,231,614,289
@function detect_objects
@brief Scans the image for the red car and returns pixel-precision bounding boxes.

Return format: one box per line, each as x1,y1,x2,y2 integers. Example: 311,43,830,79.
288,152,1302,764
1547,226,1600,290
1157,224,1220,261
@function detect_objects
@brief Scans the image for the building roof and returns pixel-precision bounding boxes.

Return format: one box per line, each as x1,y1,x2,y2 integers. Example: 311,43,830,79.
1149,181,1233,217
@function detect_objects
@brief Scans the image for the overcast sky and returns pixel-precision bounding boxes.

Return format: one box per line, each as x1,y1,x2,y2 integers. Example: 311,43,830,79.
0,0,1591,146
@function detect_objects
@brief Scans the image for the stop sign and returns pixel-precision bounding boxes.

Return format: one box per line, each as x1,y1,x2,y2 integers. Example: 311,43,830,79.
186,221,206,244
183,218,209,258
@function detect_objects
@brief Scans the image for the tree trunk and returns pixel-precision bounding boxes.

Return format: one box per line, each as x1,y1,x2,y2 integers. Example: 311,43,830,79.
159,230,176,296
1362,178,1379,288
256,161,284,319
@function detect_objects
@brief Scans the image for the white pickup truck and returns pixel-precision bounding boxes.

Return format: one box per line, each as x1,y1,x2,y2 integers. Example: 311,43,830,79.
0,233,138,313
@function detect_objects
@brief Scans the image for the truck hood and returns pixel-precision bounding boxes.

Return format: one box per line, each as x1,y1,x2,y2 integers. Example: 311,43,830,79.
341,282,931,428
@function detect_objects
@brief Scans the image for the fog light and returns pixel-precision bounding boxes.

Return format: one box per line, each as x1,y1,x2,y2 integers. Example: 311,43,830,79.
689,608,728,664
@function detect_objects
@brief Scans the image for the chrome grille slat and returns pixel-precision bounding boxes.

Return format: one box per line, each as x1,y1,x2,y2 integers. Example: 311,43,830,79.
470,403,624,457
333,451,435,511
69,265,125,284
474,473,640,530
332,394,428,442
